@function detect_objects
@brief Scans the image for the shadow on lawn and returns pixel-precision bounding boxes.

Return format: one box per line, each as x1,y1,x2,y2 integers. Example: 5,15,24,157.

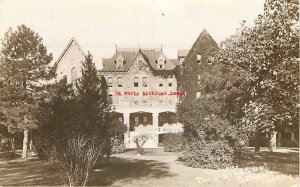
239,148,299,176
87,157,176,186
0,158,61,186
0,156,175,186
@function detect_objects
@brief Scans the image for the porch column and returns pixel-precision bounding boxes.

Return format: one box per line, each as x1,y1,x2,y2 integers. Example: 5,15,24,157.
123,113,130,148
153,113,159,146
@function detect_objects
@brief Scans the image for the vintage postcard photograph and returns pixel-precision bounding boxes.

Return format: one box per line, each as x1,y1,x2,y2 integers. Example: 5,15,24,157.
0,0,299,186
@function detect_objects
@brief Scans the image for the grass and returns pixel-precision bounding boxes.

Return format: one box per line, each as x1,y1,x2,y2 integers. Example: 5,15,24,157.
0,147,298,186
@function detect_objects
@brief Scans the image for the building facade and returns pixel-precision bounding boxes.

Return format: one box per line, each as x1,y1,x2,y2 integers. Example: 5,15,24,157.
56,39,184,148
100,48,183,148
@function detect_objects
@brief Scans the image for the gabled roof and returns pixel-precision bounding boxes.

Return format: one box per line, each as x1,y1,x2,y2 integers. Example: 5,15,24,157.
101,49,179,72
55,38,85,65
184,28,219,65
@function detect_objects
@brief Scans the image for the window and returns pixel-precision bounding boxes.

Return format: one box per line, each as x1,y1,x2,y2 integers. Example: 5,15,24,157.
207,56,214,64
134,116,139,126
197,54,202,64
107,77,113,87
134,77,139,87
71,67,78,84
159,78,163,87
159,100,163,106
168,78,172,87
116,59,123,69
158,59,165,69
108,92,113,104
118,95,123,104
134,100,139,106
142,77,147,87
117,77,123,87
143,100,147,106
138,60,144,70
197,75,201,84
143,116,147,123
196,92,201,99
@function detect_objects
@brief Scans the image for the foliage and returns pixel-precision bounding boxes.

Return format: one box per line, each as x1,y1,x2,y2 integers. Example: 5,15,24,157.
162,133,184,152
0,25,55,158
180,134,234,169
35,53,115,186
177,52,248,168
111,139,126,154
133,134,150,155
104,118,127,155
218,0,299,135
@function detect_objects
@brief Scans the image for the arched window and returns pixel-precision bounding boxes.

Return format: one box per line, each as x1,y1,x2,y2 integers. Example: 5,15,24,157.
71,67,78,84
138,60,144,70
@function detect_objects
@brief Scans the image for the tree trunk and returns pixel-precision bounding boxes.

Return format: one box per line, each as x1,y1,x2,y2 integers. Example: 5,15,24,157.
278,132,281,146
254,132,261,154
291,131,295,142
269,130,277,152
29,138,33,150
22,130,28,159
11,137,15,152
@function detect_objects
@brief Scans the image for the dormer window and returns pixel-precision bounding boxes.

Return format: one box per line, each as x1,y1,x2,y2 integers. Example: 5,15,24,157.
197,54,202,64
158,59,165,69
116,59,123,69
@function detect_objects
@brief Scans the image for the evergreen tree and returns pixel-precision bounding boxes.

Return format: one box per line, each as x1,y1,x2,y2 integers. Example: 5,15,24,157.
0,25,55,158
35,52,120,186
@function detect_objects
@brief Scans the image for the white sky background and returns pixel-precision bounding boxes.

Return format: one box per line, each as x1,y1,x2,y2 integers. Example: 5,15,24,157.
0,0,265,69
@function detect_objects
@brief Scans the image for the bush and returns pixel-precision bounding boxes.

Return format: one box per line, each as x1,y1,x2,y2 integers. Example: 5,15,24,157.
111,138,126,154
162,133,184,152
180,137,234,169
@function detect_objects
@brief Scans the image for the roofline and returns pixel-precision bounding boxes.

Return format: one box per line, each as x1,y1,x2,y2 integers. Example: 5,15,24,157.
55,38,86,65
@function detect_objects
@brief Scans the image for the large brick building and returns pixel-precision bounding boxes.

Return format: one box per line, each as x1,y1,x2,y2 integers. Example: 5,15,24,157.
56,39,185,148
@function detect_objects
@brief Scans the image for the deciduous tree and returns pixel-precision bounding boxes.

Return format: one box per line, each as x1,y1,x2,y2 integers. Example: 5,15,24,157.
0,25,55,158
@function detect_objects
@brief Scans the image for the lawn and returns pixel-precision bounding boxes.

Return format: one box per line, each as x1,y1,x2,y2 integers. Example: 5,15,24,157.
0,147,298,186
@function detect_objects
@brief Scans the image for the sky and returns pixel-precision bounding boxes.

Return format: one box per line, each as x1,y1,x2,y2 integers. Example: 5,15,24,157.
0,0,265,68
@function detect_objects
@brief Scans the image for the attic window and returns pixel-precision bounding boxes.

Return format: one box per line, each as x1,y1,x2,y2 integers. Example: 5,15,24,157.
158,59,165,69
138,60,144,70
197,54,202,64
116,59,123,69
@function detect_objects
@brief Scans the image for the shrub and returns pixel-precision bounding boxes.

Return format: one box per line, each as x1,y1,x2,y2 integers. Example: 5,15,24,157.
111,138,126,154
133,134,150,154
180,137,234,169
162,133,184,152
